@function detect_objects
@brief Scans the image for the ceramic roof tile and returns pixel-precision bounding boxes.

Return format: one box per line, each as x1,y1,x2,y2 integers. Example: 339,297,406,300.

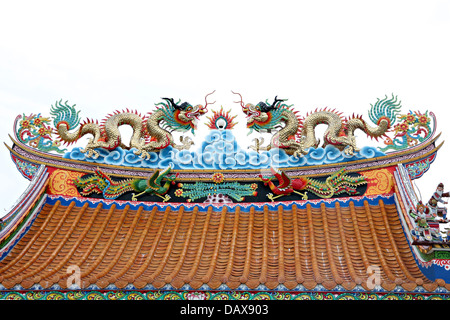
0,197,440,291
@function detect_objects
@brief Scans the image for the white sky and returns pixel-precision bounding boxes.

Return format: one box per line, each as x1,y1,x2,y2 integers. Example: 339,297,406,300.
1,0,450,216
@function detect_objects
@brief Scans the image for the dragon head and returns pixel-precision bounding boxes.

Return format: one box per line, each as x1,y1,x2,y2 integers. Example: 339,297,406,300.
242,102,267,127
232,91,287,134
160,91,215,134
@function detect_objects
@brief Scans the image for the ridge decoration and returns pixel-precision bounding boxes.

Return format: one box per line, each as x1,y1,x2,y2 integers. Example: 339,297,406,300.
10,154,40,180
50,91,214,159
14,113,67,154
205,106,238,130
380,110,436,152
74,166,178,202
259,167,367,201
234,92,402,158
175,179,258,202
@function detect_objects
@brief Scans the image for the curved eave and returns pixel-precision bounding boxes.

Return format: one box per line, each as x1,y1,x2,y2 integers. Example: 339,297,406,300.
0,166,49,256
6,133,444,181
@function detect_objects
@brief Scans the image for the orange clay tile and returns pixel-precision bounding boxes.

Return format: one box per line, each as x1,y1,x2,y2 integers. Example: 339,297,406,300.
0,199,442,291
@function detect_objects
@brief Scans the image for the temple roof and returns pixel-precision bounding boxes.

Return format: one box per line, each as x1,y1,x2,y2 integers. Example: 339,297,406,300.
3,96,449,299
0,193,445,292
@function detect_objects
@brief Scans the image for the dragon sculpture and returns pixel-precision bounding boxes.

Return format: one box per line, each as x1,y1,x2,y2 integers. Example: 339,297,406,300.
74,166,178,202
50,92,215,159
233,92,402,157
259,167,367,201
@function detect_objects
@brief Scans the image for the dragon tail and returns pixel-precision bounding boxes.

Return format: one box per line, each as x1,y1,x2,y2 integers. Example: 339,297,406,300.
368,94,402,127
51,100,81,130
50,100,81,144
50,99,100,145
74,168,135,199
305,168,367,198
346,94,402,140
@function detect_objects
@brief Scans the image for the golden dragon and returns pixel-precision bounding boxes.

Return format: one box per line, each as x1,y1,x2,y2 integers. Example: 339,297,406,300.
50,92,215,159
233,92,401,158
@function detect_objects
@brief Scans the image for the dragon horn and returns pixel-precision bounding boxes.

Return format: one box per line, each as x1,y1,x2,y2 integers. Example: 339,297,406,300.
271,95,287,108
161,97,182,110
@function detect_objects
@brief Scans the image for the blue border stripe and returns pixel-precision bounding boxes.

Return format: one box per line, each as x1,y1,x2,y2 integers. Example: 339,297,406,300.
45,194,396,213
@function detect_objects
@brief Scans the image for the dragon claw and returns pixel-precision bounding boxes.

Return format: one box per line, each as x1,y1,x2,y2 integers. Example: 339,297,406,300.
81,147,99,159
292,150,304,159
135,149,151,160
343,147,355,156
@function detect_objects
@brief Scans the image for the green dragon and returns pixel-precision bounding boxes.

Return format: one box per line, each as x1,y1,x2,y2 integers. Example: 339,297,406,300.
74,166,178,202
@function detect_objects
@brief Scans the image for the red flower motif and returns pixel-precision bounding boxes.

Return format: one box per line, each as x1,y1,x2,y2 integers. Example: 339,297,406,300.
418,115,429,125
398,122,409,132
20,120,30,128
33,117,43,126
405,114,416,124
38,127,49,136
212,172,224,184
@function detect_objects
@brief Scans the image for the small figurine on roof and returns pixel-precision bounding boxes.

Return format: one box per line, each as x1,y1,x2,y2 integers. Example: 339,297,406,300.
427,182,449,222
410,201,441,242
415,201,431,228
